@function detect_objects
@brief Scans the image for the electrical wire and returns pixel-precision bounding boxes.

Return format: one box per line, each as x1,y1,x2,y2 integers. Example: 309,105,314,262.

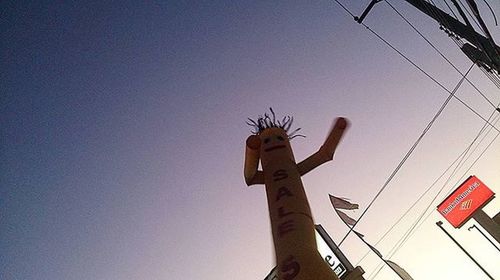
416,0,500,90
420,0,459,34
358,0,498,258
368,107,500,279
456,0,486,35
331,0,356,18
361,62,476,277
360,19,500,132
355,134,472,266
329,1,500,278
339,59,475,248
480,0,498,26
412,109,499,231
368,110,500,279
386,0,499,108
443,0,460,20
330,0,500,248
481,67,500,89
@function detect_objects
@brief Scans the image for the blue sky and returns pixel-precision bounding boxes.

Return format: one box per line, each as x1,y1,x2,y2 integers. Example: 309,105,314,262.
2,1,499,279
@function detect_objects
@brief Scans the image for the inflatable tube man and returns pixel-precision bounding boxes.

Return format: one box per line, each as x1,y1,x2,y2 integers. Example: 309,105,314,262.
244,109,348,280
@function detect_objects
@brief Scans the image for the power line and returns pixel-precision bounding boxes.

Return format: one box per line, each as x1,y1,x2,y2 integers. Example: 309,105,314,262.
416,0,500,91
385,0,499,108
339,62,476,247
331,0,356,18
359,21,500,132
456,0,486,35
355,134,472,266
367,108,500,279
378,73,500,262
329,1,500,277
364,69,499,279
330,0,499,247
416,110,500,226
369,114,500,279
443,0,459,20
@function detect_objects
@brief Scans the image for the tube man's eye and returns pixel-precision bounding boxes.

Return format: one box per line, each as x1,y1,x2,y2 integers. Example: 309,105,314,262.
264,138,271,144
277,136,284,141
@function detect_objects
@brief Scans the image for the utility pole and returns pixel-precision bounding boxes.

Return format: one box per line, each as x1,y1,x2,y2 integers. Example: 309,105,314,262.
403,0,500,72
356,0,500,73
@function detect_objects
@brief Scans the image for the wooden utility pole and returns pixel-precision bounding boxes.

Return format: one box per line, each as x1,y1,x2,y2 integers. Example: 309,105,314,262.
357,0,500,73
402,0,500,71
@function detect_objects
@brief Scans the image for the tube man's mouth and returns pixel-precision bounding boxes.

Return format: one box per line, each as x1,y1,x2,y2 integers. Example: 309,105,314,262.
264,145,286,152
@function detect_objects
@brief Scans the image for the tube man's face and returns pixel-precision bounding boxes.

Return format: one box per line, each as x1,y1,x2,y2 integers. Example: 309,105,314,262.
259,127,295,166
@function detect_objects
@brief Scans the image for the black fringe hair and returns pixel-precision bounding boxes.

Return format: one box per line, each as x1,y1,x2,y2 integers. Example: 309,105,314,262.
246,108,305,139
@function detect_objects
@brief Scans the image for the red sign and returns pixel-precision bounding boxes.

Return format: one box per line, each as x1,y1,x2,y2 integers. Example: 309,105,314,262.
437,176,494,228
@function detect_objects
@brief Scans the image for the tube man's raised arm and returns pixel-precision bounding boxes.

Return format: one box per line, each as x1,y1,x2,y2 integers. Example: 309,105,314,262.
298,117,348,176
244,135,265,186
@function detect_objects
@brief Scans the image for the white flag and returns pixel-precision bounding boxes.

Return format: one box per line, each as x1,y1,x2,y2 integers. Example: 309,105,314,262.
386,260,414,280
335,209,357,226
329,194,359,210
353,230,384,258
365,240,383,259
353,230,365,238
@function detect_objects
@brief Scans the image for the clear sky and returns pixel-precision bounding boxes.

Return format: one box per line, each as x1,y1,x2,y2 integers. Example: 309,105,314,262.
2,1,499,280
